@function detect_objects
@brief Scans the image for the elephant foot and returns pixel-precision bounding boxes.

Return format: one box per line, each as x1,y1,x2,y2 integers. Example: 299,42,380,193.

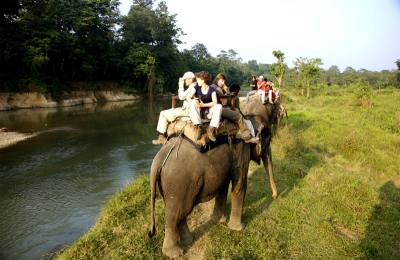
219,214,227,223
211,212,227,223
180,231,193,245
179,219,193,245
228,220,244,231
162,245,183,259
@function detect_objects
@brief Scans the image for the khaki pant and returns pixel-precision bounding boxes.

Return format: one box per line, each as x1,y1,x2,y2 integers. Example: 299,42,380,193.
206,104,223,128
156,100,201,134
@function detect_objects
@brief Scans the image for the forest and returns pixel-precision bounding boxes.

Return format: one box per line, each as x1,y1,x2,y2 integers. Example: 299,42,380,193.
1,0,399,96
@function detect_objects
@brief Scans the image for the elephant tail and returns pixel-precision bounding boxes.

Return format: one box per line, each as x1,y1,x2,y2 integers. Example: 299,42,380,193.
148,164,161,238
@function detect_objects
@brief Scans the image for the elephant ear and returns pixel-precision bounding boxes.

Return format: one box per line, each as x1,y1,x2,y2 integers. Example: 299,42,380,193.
250,129,271,163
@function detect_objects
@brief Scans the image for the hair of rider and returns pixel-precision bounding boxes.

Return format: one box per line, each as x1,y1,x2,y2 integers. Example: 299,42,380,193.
195,71,211,86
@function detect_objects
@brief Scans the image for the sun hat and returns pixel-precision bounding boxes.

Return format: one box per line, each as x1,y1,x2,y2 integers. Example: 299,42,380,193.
182,71,195,80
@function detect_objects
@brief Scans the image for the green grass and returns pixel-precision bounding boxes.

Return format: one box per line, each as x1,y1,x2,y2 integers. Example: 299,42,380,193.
57,86,400,259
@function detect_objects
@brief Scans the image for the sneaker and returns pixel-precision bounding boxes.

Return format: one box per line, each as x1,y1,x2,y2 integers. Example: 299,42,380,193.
244,136,259,144
206,127,216,142
152,134,167,145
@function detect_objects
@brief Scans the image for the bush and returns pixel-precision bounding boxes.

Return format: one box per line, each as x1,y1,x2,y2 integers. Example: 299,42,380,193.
355,82,373,107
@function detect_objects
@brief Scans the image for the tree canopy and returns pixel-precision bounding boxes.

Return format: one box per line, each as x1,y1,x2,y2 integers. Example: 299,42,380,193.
0,1,398,94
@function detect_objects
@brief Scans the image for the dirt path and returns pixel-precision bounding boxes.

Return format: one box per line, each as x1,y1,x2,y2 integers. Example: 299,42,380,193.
184,200,215,259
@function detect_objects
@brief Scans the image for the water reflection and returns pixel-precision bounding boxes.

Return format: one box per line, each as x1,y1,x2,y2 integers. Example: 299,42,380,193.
0,98,170,259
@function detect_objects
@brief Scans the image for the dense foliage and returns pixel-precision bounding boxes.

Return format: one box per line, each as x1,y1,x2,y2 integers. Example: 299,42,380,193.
1,0,399,94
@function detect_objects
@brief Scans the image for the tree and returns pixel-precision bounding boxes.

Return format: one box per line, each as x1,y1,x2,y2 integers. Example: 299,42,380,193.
121,0,182,94
0,0,20,22
342,67,357,86
294,57,323,97
216,49,244,84
269,50,286,88
247,60,259,73
0,0,123,89
324,65,341,86
396,59,400,87
191,43,211,62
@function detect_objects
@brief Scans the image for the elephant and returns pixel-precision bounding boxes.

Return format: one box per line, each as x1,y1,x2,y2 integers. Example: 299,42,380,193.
148,95,278,258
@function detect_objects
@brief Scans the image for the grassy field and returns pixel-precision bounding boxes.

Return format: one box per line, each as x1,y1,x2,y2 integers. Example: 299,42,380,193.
57,86,400,259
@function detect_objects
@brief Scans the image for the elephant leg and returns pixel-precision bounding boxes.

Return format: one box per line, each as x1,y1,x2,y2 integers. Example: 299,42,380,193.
262,145,278,199
162,205,183,258
228,167,248,231
212,183,229,223
178,218,193,245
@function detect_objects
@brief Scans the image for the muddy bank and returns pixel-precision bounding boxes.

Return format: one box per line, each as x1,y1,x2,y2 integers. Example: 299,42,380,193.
0,91,140,111
0,130,37,149
0,127,77,150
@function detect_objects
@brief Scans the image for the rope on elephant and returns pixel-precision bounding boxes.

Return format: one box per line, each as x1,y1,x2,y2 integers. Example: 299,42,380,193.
161,121,188,168
175,121,187,158
162,144,175,168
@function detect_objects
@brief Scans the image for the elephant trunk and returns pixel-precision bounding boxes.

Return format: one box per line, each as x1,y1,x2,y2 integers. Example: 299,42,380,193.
148,165,161,238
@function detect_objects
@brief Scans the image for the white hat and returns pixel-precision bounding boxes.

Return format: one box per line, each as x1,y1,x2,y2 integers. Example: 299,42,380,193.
258,75,264,80
182,71,195,80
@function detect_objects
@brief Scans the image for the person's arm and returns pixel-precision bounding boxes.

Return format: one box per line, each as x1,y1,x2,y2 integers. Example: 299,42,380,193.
177,78,186,100
184,86,196,101
268,90,273,103
179,83,197,101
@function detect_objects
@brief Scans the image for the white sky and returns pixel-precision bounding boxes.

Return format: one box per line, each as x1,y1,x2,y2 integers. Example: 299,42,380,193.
119,0,400,71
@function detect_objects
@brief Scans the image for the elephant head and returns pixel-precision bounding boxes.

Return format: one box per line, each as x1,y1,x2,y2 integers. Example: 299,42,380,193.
242,95,278,198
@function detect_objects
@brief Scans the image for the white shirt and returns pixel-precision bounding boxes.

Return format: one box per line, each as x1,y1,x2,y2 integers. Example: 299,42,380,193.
178,82,196,109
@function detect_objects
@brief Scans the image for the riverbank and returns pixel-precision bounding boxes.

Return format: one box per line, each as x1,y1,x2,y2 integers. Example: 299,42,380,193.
0,127,79,150
0,90,141,111
58,87,400,258
0,129,37,149
0,90,143,149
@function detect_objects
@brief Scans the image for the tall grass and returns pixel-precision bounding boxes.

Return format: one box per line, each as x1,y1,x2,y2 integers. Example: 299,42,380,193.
57,86,400,259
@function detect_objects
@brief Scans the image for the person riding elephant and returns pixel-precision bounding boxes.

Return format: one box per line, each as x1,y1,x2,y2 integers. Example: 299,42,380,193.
148,94,277,258
192,71,222,141
212,73,258,143
152,71,201,145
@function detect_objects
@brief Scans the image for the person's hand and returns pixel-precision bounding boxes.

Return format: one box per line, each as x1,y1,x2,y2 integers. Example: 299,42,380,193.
197,100,203,108
178,77,184,88
221,97,228,106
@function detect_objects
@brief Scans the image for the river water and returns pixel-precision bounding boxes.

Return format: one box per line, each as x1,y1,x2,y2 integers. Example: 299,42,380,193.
0,99,170,259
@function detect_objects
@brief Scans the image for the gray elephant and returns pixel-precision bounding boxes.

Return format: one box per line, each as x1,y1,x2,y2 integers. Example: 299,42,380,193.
148,96,277,258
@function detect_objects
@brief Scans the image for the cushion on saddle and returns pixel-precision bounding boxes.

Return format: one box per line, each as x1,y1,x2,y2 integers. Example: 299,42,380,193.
166,118,241,152
167,118,240,142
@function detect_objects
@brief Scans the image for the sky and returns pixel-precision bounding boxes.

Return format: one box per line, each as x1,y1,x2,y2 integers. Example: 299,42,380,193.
119,0,400,72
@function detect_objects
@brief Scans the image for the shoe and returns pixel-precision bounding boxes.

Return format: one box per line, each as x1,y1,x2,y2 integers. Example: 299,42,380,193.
152,134,167,145
206,126,216,142
193,125,202,140
244,136,259,144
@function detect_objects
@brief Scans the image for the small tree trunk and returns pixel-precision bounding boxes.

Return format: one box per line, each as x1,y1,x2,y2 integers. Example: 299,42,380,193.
306,85,310,98
277,75,283,88
147,63,156,98
301,88,304,96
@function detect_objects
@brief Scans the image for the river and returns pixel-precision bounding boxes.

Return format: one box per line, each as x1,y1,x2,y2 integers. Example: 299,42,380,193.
0,99,170,259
